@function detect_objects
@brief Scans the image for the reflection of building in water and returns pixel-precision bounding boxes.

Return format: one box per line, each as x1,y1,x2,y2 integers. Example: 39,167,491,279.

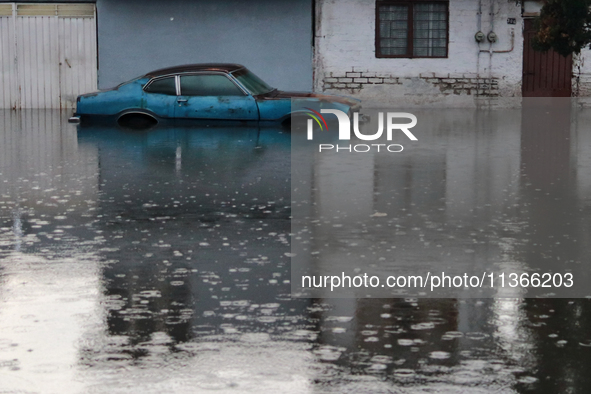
295,104,591,389
0,110,99,217
573,108,591,200
0,110,101,262
518,101,590,296
0,111,102,393
297,108,525,298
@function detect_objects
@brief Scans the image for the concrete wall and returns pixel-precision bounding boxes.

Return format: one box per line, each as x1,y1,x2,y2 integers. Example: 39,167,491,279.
574,49,591,97
315,0,524,106
96,0,313,91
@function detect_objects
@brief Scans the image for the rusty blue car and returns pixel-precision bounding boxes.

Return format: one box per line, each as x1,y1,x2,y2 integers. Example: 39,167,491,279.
71,64,361,128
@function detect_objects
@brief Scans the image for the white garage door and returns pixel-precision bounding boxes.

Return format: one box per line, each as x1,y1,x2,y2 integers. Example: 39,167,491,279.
0,3,97,109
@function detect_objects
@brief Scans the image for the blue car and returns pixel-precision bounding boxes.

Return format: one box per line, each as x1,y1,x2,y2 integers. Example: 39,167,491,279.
72,63,361,128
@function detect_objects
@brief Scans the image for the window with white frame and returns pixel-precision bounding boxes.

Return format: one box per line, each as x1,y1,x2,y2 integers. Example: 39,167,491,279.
376,1,449,58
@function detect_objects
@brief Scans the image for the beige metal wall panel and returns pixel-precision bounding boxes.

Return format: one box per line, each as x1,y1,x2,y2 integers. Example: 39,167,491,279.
0,4,12,16
57,4,95,18
16,15,60,108
0,3,96,109
0,5,18,109
58,16,97,109
17,4,57,16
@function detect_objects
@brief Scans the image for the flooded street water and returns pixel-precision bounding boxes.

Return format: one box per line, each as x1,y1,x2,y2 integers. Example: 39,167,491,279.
1,109,591,393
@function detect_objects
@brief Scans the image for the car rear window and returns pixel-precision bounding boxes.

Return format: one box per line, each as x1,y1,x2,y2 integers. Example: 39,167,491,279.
144,77,176,95
180,74,244,96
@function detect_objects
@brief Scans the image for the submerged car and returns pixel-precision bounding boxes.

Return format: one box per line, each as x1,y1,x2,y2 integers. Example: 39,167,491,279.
72,63,361,128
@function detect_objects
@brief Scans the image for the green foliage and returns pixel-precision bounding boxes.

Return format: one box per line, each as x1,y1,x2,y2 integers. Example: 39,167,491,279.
532,0,591,56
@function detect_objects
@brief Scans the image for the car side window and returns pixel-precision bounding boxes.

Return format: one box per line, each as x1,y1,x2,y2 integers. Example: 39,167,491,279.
180,74,244,96
144,77,177,95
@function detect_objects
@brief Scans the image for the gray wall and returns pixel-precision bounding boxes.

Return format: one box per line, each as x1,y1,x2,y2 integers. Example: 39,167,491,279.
96,0,313,91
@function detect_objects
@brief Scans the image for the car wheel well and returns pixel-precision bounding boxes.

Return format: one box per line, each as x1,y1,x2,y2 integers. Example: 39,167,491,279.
282,113,310,131
281,116,292,129
117,112,158,129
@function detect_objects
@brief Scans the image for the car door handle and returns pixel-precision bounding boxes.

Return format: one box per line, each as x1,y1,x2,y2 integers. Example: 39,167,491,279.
177,98,188,103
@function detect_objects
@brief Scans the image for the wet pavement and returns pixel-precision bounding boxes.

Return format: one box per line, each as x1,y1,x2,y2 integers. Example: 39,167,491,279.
1,109,591,393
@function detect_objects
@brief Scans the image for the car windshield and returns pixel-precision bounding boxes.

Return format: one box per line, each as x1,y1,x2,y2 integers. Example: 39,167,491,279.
231,68,274,95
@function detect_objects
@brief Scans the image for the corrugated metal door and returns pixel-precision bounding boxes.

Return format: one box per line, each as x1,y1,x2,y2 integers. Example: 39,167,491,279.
0,4,18,109
523,19,572,97
0,3,96,109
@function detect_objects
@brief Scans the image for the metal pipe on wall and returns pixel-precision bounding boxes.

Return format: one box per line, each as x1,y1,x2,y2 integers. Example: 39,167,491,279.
476,0,483,96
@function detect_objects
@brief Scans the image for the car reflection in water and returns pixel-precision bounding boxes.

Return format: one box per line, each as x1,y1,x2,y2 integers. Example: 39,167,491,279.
75,123,297,344
1,111,591,393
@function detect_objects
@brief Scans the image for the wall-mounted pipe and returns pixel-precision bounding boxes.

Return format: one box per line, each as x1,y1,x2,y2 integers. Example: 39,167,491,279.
477,0,482,32
476,0,483,95
480,29,515,53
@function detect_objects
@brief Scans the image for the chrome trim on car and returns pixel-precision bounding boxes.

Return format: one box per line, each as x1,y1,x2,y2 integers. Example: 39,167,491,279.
143,71,250,97
142,74,179,96
116,110,159,122
175,75,181,95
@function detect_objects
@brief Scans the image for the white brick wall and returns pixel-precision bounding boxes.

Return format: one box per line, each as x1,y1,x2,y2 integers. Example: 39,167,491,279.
314,0,524,106
574,49,591,98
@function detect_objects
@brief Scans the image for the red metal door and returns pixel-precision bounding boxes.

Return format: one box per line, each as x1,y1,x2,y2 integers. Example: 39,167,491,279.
522,19,572,97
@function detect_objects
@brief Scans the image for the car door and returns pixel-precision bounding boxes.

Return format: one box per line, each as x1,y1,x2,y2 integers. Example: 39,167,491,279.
142,76,178,118
175,73,259,120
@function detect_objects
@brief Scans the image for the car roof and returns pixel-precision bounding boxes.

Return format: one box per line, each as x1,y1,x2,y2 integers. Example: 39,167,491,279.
144,63,244,78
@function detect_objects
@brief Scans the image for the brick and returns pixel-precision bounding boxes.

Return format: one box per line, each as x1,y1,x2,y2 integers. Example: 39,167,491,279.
420,72,435,78
463,73,479,79
346,83,362,88
442,78,457,83
346,72,361,78
324,83,333,89
457,78,469,83
333,83,347,88
383,78,398,84
427,78,441,83
338,77,353,83
354,78,368,83
449,73,464,79
368,78,384,83
325,77,338,83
